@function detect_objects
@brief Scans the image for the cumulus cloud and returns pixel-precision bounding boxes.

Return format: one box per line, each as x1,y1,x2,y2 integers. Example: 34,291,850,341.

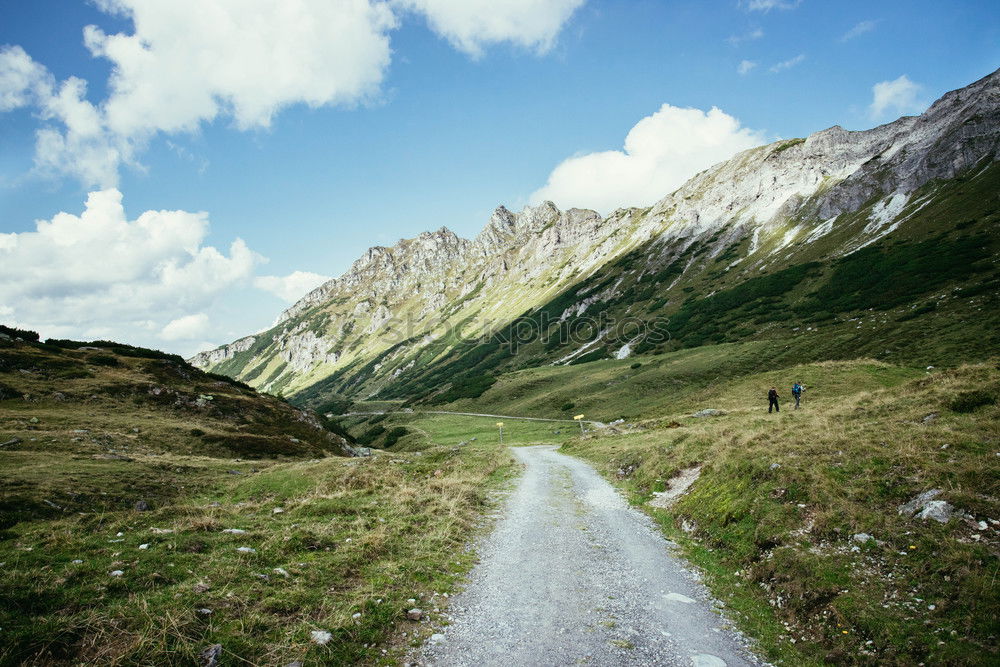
395,0,585,57
161,313,211,341
869,75,926,120
841,20,877,41
738,60,758,75
0,188,260,344
0,45,51,111
530,104,765,214
2,0,586,188
85,0,397,136
254,271,331,302
770,54,806,73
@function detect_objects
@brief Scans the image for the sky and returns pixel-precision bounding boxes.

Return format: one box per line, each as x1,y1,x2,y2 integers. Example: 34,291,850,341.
1,0,997,357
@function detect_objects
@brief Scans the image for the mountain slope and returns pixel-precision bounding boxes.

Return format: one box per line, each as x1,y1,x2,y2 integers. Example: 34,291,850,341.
0,327,357,527
193,69,1000,408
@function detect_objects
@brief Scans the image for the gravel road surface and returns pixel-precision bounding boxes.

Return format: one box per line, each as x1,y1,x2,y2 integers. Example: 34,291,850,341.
414,445,762,666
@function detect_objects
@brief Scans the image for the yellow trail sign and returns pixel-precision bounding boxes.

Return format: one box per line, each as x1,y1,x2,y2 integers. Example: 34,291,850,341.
573,414,585,420
496,422,504,427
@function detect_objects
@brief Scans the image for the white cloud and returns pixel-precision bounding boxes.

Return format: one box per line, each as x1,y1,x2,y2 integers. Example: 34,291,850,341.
254,271,331,302
161,313,211,341
841,20,877,41
2,0,586,188
86,0,397,136
738,60,758,75
869,74,926,120
743,0,802,12
744,0,801,11
0,45,52,111
727,28,764,46
2,0,397,187
770,54,806,73
394,0,586,57
0,188,260,343
530,104,765,214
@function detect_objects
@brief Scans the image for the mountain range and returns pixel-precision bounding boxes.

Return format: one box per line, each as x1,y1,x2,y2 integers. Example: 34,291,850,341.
192,69,1000,411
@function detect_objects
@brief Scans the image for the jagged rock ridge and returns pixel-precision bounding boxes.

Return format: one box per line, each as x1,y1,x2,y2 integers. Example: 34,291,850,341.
191,69,1000,401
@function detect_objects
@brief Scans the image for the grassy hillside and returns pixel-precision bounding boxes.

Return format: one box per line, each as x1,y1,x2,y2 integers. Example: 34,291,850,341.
0,329,517,665
0,333,356,528
562,360,1000,665
431,342,921,422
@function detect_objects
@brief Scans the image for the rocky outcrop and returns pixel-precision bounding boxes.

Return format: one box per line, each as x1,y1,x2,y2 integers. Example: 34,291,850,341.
190,335,256,368
642,69,1000,249
278,329,338,373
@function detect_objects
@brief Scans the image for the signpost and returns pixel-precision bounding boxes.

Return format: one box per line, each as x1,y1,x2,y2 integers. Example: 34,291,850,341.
497,422,504,444
573,414,585,435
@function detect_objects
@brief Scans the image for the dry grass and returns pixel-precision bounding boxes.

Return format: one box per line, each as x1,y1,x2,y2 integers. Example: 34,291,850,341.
0,434,514,665
564,360,1000,665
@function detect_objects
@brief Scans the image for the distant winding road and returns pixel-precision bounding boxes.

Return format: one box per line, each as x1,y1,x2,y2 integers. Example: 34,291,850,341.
413,445,762,666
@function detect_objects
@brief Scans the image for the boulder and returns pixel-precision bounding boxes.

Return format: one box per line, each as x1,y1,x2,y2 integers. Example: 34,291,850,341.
898,489,942,516
916,500,956,523
691,409,725,418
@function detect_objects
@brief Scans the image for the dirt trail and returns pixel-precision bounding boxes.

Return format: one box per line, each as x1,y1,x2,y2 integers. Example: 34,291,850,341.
414,445,762,666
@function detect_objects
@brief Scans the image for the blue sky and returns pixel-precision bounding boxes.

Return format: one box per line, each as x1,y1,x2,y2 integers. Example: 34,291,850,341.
1,0,997,355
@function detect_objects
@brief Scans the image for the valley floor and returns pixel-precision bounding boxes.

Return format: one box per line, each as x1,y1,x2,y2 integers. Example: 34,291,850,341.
3,350,997,665
357,356,999,666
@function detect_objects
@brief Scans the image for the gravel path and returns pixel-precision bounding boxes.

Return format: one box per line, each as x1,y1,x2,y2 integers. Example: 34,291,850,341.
414,446,763,667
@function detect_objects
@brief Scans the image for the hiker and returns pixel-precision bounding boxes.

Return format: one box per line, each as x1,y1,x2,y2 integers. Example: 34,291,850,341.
768,387,780,413
792,381,804,409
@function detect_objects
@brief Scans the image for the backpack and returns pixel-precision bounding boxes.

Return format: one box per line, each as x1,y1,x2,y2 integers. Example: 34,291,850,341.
792,384,802,396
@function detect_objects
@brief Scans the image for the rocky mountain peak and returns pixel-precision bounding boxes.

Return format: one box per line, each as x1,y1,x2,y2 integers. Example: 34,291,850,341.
192,69,999,403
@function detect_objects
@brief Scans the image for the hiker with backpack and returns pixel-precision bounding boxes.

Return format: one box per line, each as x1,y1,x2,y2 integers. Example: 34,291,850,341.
792,381,804,409
768,387,780,413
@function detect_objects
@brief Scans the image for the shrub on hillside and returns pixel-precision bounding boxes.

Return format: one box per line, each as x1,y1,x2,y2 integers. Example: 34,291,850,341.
382,426,408,448
356,425,386,445
0,382,23,401
0,325,39,342
948,389,997,413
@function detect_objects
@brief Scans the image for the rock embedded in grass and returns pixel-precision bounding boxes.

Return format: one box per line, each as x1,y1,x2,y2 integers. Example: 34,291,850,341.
407,608,424,621
898,489,942,516
916,500,956,523
310,630,332,645
199,643,222,667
